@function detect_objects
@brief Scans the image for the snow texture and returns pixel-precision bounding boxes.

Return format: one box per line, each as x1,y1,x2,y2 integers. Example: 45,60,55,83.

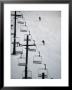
11,11,61,79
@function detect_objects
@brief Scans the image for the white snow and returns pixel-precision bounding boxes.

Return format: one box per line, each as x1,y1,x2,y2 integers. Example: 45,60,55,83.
11,11,61,79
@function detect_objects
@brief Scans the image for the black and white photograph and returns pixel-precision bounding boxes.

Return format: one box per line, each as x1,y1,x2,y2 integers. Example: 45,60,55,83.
4,4,69,86
0,0,70,88
11,11,61,79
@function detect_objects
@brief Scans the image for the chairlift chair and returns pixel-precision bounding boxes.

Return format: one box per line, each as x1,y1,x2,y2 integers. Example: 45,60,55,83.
20,29,27,32
11,32,14,36
11,28,14,35
33,54,42,64
20,25,28,32
11,11,23,19
28,47,36,52
16,42,20,47
28,39,36,46
17,18,24,24
28,43,36,52
12,37,20,47
24,34,32,41
18,21,24,24
11,41,20,47
16,11,23,18
38,68,48,78
16,46,23,55
11,24,13,29
18,56,26,66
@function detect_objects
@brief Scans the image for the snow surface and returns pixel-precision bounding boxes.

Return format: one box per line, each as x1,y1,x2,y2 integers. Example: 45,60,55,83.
11,11,61,79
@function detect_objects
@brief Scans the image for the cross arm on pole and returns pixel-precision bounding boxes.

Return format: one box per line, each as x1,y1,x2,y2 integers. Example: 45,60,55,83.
20,44,36,47
11,14,22,17
28,44,36,46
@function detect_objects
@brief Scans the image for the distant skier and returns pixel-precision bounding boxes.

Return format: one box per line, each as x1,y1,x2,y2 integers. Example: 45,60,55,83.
42,40,45,45
39,16,41,21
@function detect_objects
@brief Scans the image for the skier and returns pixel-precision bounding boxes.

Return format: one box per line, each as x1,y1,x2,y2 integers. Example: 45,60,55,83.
39,16,41,21
42,40,45,45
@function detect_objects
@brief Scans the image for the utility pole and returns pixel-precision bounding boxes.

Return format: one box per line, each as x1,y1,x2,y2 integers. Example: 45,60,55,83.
13,11,16,55
11,11,22,55
42,73,45,79
20,34,36,79
25,35,28,79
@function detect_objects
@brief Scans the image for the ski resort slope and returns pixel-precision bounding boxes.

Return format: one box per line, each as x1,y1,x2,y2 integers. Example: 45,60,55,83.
11,11,61,79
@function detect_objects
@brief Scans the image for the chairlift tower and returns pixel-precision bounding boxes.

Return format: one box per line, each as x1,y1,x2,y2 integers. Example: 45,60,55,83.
20,34,36,79
11,11,22,55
